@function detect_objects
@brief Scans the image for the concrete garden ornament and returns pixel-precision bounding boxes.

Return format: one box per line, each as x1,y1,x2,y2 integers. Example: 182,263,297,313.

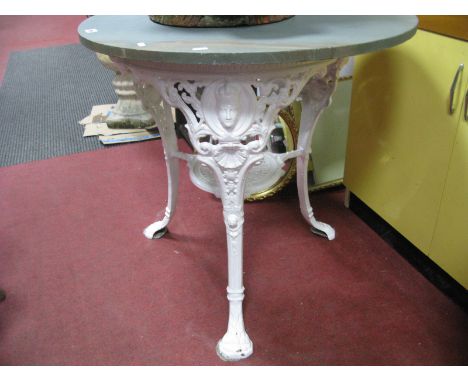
95,53,154,129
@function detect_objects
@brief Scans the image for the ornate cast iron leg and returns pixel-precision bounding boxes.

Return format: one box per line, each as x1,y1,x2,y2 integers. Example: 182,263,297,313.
136,84,180,239
168,78,270,361
211,159,256,361
296,59,347,240
153,75,312,361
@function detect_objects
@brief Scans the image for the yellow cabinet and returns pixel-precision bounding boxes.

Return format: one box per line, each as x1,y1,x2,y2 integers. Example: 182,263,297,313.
429,75,468,288
344,29,468,288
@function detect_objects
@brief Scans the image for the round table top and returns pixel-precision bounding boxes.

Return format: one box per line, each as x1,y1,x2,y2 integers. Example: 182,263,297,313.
78,15,418,65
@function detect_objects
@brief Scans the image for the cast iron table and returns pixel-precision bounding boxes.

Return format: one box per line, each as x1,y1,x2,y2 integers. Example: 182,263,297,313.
79,15,418,361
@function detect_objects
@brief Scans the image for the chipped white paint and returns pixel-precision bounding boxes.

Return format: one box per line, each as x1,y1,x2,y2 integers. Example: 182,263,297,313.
111,57,346,361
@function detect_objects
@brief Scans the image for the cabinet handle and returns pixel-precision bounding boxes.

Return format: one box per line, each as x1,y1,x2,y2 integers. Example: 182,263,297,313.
450,64,464,114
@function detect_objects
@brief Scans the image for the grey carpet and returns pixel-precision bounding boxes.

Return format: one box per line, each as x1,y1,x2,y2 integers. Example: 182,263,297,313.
0,44,117,167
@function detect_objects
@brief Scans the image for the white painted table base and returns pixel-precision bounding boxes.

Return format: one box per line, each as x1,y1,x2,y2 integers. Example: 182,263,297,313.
113,57,346,360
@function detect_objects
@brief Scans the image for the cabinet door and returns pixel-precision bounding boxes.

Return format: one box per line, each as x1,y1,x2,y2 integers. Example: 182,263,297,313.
429,76,468,289
344,30,466,254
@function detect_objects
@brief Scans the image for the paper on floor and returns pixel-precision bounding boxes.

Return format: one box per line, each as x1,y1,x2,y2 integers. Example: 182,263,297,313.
80,104,160,145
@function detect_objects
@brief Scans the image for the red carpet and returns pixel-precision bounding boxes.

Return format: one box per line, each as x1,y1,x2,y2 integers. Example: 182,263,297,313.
0,140,467,365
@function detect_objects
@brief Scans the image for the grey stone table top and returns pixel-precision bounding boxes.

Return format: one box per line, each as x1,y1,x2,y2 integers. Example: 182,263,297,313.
78,15,418,65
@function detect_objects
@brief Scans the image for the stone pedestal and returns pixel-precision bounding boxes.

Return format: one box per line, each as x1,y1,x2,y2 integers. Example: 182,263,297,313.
96,53,154,129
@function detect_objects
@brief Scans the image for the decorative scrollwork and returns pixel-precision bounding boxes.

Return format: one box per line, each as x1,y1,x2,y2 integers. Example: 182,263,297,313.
152,68,314,163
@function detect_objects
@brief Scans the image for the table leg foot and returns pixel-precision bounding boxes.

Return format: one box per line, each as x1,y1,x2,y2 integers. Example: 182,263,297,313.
143,223,168,239
297,162,336,240
309,215,335,240
143,207,173,240
216,332,253,361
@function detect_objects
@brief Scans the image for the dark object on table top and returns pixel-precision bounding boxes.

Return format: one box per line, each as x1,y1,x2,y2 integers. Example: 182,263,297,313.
0,289,6,302
149,15,293,28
